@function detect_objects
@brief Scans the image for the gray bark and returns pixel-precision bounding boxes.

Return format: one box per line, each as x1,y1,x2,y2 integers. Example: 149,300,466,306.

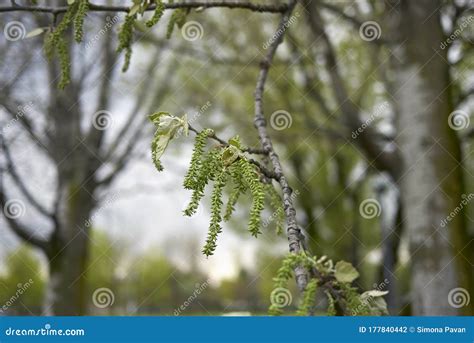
390,0,464,315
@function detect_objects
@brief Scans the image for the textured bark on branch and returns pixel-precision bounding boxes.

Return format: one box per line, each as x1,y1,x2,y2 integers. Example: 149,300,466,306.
252,0,313,295
252,2,349,313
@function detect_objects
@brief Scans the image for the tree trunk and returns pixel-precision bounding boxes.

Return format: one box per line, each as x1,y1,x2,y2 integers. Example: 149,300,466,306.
44,181,95,315
391,0,469,315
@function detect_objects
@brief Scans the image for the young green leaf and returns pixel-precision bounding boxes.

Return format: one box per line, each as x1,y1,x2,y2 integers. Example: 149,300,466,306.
334,261,359,283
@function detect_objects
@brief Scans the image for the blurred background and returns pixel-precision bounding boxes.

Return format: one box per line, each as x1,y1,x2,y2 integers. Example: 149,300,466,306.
0,0,472,316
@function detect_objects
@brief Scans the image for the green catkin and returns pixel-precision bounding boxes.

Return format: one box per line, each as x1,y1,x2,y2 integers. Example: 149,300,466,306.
74,0,89,43
166,8,187,39
43,32,54,61
265,183,285,234
44,3,78,88
146,0,165,27
325,291,336,316
183,129,214,189
238,158,264,237
223,164,248,221
117,14,136,72
202,167,227,256
184,149,221,216
269,253,307,315
297,279,318,316
339,283,368,315
56,37,71,89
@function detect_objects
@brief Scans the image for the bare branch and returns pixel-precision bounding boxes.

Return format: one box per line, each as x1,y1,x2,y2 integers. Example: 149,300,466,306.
0,149,50,252
0,101,49,152
304,0,401,179
101,48,166,163
0,1,289,15
252,0,310,291
96,126,144,188
252,1,351,314
1,137,53,218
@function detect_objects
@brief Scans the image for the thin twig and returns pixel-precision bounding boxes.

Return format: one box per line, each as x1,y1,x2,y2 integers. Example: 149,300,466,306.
187,124,277,180
0,1,288,14
188,124,266,155
1,138,53,218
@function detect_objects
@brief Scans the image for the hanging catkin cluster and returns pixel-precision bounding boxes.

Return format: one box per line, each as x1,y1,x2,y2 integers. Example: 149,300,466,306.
117,14,136,72
39,0,173,88
182,135,267,256
146,0,165,27
44,0,88,88
148,113,286,257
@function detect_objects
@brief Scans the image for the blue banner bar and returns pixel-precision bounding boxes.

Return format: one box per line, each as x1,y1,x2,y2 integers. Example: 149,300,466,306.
0,316,472,342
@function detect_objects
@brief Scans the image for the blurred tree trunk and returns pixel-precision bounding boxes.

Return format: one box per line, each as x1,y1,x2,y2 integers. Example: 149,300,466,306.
44,184,95,315
390,0,471,315
41,75,99,315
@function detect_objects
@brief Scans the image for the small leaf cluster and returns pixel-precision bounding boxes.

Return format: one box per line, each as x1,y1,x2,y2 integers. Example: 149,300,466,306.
149,112,188,171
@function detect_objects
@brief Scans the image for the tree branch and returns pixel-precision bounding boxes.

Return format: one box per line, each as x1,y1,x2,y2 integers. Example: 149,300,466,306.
252,0,311,293
1,137,53,218
187,124,276,180
304,0,401,179
0,155,50,252
187,124,266,155
318,2,390,45
252,1,351,314
0,1,289,14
